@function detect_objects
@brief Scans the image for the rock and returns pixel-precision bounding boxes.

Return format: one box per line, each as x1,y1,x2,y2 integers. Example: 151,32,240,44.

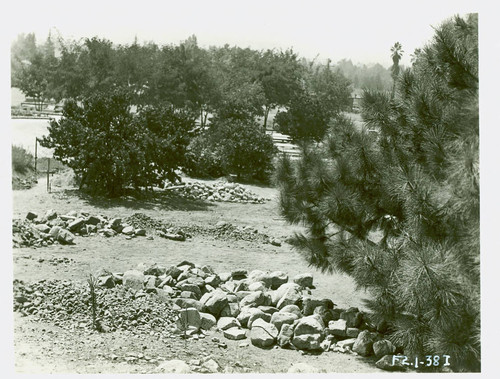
134,228,146,236
231,269,248,280
204,275,220,287
277,323,295,348
98,275,116,288
293,273,314,288
176,282,202,298
270,239,282,247
86,224,97,234
121,226,135,235
270,312,299,332
86,215,101,225
34,224,50,233
217,317,240,331
240,291,271,308
173,298,205,312
291,315,325,350
373,339,396,358
340,309,363,328
162,232,185,241
302,297,325,316
258,305,279,315
26,212,38,221
237,307,263,328
203,289,228,317
250,319,278,348
271,282,301,306
248,282,266,292
336,338,357,349
199,312,217,330
353,330,376,356
346,327,360,338
269,271,288,290
144,264,167,277
247,310,271,328
44,209,57,220
166,265,182,279
247,270,273,287
328,319,347,337
60,214,76,221
276,286,302,309
180,291,198,299
158,275,175,288
68,218,85,232
223,327,247,340
375,355,407,372
280,304,302,318
123,270,145,291
219,272,231,282
313,305,334,325
220,303,241,318
49,225,61,239
287,363,321,373
109,218,122,231
156,359,192,373
57,229,75,244
176,308,201,332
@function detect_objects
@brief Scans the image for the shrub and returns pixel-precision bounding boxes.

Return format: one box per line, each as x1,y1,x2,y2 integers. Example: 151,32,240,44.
12,145,33,174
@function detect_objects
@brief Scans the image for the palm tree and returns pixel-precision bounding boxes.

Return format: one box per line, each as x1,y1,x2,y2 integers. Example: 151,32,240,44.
390,42,403,97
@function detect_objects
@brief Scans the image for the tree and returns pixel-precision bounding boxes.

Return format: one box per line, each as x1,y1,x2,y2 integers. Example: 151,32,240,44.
40,89,193,196
275,14,479,372
390,42,404,97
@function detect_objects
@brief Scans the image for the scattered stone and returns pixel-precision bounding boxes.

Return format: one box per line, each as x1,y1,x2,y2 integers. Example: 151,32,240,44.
220,303,241,318
277,323,295,348
173,298,205,312
280,304,302,318
258,305,279,315
201,358,220,373
34,224,50,233
203,289,228,317
336,338,357,349
287,363,321,373
270,312,299,332
68,218,85,232
247,309,271,328
292,315,325,350
217,317,240,331
57,229,75,244
176,308,201,332
250,319,278,348
346,327,360,338
121,226,135,235
340,308,363,328
293,273,314,288
26,212,38,221
44,209,57,220
269,271,288,290
240,291,270,308
328,319,347,337
223,327,247,340
373,339,396,358
123,270,145,291
199,312,216,330
353,330,376,357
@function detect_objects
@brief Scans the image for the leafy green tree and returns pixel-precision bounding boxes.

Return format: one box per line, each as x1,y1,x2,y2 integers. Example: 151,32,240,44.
275,14,479,372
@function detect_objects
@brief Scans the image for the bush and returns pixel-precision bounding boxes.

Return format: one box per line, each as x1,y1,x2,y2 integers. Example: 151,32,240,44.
12,145,33,174
184,119,277,181
41,89,195,197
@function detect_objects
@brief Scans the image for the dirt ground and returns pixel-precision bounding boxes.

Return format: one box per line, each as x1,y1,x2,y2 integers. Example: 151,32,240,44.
10,173,382,374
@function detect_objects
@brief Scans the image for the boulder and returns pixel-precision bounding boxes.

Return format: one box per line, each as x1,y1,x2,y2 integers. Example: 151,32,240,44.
199,312,216,330
203,289,228,317
176,308,201,332
248,281,266,292
271,282,301,305
291,315,325,350
276,286,302,309
176,282,202,298
201,358,220,373
109,218,122,232
249,319,278,348
287,363,321,373
134,228,146,236
144,264,166,277
44,209,57,220
336,338,357,349
68,218,85,232
123,270,144,291
86,224,97,234
302,297,325,316
217,317,240,331
219,272,231,282
340,308,363,328
173,298,205,312
121,226,135,235
204,275,221,287
277,323,295,348
86,215,101,225
166,265,182,279
231,269,248,280
247,270,273,288
375,355,407,372
247,310,271,328
180,291,198,299
313,305,334,325
220,303,241,318
156,360,192,374
34,224,50,233
373,339,396,358
26,212,38,221
240,291,271,308
101,228,116,237
223,327,246,341
353,330,376,356
258,305,279,315
270,312,299,332
269,271,288,290
237,307,263,328
280,304,302,318
49,225,62,239
346,327,360,338
293,273,314,288
57,229,75,244
328,319,347,337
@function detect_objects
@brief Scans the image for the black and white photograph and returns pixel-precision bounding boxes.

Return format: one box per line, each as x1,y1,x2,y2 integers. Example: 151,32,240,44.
2,0,496,376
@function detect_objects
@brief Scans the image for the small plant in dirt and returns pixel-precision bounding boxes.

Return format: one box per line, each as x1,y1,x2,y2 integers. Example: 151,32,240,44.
87,273,99,330
12,145,33,175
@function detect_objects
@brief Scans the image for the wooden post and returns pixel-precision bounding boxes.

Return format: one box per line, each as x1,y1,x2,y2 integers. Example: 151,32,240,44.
46,158,50,193
34,138,38,176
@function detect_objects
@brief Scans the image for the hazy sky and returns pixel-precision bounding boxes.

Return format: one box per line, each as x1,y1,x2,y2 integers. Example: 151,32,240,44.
5,0,482,67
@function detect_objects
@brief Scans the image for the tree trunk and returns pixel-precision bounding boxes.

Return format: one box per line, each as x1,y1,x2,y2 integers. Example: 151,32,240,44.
263,106,271,130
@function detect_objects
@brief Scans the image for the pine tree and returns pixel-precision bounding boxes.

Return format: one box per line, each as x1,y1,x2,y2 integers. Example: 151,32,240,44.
275,14,479,372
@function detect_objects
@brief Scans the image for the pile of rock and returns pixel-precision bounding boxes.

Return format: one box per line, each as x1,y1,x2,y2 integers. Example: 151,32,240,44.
13,278,178,336
97,261,398,363
168,181,270,204
13,210,149,247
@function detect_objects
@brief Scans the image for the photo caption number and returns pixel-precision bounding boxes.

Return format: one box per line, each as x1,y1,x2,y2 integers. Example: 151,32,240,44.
433,355,440,366
426,355,433,367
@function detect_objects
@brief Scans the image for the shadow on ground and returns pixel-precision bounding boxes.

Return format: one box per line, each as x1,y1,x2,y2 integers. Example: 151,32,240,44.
59,189,215,212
